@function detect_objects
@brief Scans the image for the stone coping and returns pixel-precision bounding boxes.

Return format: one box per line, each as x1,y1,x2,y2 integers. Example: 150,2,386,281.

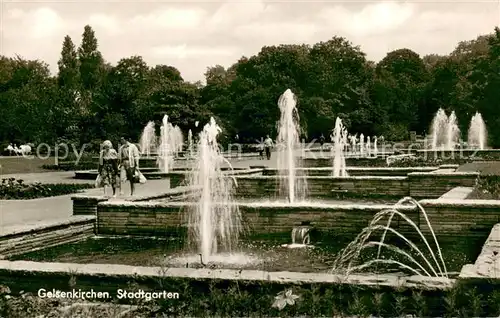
419,198,500,207
233,175,408,180
72,186,197,202
438,187,474,200
98,200,417,211
129,186,198,202
0,260,454,290
407,171,479,177
74,168,262,176
71,194,109,201
264,167,439,171
417,149,500,153
0,216,95,238
439,164,459,169
302,155,393,159
459,224,500,280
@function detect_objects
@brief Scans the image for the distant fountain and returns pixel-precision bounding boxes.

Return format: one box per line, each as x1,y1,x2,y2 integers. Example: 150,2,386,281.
331,117,348,177
158,117,185,172
373,136,378,155
468,112,487,150
429,109,460,150
187,117,242,262
158,115,173,173
430,109,448,149
276,89,307,203
359,134,365,155
139,121,156,157
446,111,460,150
332,197,448,278
350,135,357,154
188,129,194,158
366,136,371,155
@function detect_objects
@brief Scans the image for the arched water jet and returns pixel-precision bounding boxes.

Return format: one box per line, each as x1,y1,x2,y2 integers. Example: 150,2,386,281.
332,197,448,278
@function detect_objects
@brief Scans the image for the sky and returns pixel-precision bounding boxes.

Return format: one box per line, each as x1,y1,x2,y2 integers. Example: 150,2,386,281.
1,0,499,83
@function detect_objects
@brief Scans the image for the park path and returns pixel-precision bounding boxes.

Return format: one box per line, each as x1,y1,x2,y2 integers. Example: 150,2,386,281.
0,178,181,234
0,156,281,234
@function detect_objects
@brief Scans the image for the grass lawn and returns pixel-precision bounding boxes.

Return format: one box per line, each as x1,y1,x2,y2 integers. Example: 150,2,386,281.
457,161,500,175
0,156,55,174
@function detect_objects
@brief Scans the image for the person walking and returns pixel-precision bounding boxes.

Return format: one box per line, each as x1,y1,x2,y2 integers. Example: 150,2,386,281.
264,135,273,160
118,137,141,196
257,137,264,159
96,140,119,197
319,134,325,148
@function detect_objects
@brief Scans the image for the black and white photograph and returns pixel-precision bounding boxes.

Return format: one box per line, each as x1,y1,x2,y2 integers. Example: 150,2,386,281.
0,0,500,316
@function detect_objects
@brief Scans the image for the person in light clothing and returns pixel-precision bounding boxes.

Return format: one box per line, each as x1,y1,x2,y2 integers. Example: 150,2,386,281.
264,135,273,160
97,140,119,197
119,137,141,196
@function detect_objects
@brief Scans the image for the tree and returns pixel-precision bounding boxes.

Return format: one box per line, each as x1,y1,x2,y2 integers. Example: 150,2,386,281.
78,25,104,91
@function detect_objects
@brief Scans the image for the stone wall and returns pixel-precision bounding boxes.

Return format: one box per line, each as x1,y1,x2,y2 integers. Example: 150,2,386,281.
233,176,409,199
416,149,500,160
96,196,500,242
408,172,478,198
302,157,388,168
72,186,197,216
233,172,478,199
96,201,417,238
0,216,95,258
73,196,109,215
262,167,439,177
419,199,500,240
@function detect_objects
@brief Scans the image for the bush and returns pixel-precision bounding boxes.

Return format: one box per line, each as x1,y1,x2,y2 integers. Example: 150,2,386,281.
0,178,93,199
42,161,96,171
468,174,500,199
1,280,500,317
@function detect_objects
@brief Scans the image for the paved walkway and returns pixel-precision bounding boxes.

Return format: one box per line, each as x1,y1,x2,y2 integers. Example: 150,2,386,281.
0,177,179,234
0,153,293,234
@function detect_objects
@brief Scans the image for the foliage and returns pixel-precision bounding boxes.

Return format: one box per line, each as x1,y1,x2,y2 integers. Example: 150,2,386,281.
468,174,500,199
1,25,500,147
1,279,500,317
0,178,93,199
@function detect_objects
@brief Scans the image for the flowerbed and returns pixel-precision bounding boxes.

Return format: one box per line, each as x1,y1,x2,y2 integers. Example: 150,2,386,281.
0,279,499,317
467,174,500,199
0,178,93,199
42,161,96,171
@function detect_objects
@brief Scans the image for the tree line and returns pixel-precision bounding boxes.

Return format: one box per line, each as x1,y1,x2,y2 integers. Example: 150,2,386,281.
2,25,500,148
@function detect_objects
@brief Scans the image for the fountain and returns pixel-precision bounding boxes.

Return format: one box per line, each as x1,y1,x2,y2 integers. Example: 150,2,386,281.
188,129,194,158
366,136,371,156
276,89,307,203
332,197,448,278
350,134,357,154
429,108,460,150
186,117,243,263
139,121,156,157
173,125,184,154
158,115,173,173
359,134,365,155
281,221,313,249
373,136,378,155
446,111,460,150
331,117,348,177
468,112,487,150
158,116,186,172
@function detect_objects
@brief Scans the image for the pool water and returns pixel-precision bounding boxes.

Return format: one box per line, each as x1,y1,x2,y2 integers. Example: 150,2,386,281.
9,235,482,275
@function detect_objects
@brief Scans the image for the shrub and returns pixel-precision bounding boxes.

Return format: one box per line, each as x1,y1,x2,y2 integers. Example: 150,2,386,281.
468,174,500,199
0,178,93,199
42,161,96,171
0,279,499,317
